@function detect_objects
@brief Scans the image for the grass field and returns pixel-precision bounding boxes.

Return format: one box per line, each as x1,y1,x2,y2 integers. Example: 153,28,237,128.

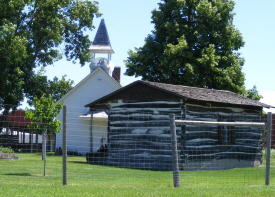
0,152,274,197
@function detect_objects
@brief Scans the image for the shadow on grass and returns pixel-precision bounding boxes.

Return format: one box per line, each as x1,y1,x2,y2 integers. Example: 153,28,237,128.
4,173,32,176
68,161,87,165
70,160,171,172
69,160,111,167
33,152,56,156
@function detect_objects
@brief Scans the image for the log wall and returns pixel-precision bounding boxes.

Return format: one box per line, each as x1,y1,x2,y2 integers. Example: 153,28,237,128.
105,99,263,171
107,99,183,170
183,104,263,170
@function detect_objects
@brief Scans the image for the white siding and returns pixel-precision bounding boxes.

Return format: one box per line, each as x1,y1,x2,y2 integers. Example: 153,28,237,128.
56,69,121,155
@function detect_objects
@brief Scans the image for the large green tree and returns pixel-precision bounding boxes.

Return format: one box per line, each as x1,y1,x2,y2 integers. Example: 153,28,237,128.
125,0,246,94
0,0,100,125
25,68,74,105
243,85,263,101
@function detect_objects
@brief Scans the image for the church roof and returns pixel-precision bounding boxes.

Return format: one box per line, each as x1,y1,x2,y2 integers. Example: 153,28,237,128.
56,67,121,104
89,19,114,53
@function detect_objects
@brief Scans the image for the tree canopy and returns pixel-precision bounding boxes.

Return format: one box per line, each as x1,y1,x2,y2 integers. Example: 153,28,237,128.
25,94,64,176
0,0,100,113
125,0,246,94
25,68,74,105
243,85,263,101
25,94,64,134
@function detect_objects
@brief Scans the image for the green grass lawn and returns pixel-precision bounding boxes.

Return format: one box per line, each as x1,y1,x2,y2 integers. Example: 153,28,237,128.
0,152,274,197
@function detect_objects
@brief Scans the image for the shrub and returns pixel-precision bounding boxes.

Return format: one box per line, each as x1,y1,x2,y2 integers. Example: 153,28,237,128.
0,146,16,159
262,149,275,159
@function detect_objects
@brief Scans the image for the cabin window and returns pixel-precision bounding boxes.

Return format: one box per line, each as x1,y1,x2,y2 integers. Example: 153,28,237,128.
218,117,236,145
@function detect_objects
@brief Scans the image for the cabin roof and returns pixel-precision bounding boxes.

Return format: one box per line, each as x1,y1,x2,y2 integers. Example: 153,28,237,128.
85,80,274,109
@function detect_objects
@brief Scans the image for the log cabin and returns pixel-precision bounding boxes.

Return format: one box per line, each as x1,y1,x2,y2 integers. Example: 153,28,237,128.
85,80,274,170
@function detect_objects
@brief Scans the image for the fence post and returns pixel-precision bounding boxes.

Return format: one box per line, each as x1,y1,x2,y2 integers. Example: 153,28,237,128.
43,129,47,176
265,112,272,186
42,131,46,161
63,105,67,185
169,113,180,188
30,131,33,153
89,110,94,153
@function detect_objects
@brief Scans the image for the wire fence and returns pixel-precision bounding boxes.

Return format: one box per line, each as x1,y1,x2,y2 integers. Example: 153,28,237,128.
172,112,273,187
0,105,274,188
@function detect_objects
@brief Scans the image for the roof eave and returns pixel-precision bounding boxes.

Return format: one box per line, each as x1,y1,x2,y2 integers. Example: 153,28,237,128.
85,80,274,109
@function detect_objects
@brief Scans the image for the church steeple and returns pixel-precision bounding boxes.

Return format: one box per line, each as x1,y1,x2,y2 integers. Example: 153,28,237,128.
89,19,114,75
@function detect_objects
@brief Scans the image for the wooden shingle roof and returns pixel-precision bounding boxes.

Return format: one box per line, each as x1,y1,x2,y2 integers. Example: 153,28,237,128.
85,80,273,109
143,81,273,108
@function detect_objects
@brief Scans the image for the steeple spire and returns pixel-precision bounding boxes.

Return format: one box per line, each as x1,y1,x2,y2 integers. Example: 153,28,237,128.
89,19,115,75
89,19,114,54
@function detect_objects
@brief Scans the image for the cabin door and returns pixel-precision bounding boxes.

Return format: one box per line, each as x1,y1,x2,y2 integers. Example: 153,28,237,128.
92,119,108,152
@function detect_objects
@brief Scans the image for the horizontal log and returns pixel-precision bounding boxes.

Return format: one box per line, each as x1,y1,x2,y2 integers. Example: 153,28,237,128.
109,142,173,151
184,145,261,155
109,116,169,122
184,133,261,142
235,134,261,141
110,109,182,115
185,125,218,131
186,152,261,161
108,154,173,163
186,113,261,121
111,103,182,109
109,134,173,143
106,160,174,170
176,120,267,127
110,127,178,134
186,104,262,114
185,131,218,140
110,122,171,127
235,128,262,134
185,141,218,146
235,140,262,147
108,149,173,156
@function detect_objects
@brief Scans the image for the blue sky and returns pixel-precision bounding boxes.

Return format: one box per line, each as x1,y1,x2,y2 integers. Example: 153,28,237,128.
41,0,275,112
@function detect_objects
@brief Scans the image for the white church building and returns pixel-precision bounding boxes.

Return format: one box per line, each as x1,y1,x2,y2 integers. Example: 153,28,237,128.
55,19,121,154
